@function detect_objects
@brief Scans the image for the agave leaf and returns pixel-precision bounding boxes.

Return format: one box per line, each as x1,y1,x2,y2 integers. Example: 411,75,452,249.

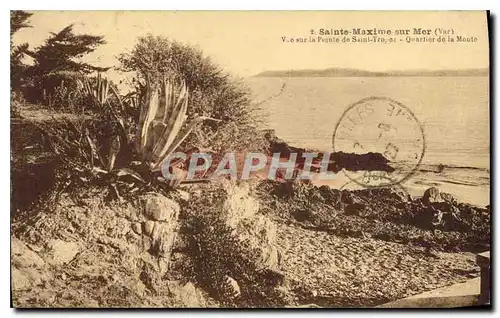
84,128,97,168
151,116,204,170
135,80,149,152
112,168,146,184
95,74,109,106
110,85,125,111
137,77,160,152
143,88,159,147
108,134,121,171
158,80,186,142
145,121,167,155
102,78,110,105
92,166,109,175
162,79,173,122
150,88,188,167
151,81,188,152
161,91,188,150
83,77,94,100
96,73,101,101
99,78,104,104
104,99,127,143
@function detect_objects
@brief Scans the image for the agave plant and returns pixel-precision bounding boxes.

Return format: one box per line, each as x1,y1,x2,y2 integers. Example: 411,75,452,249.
136,76,218,171
80,73,124,110
81,73,108,107
74,73,217,188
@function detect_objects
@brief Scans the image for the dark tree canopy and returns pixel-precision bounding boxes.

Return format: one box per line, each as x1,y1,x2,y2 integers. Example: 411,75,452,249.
30,24,109,76
10,10,33,39
13,21,110,104
10,11,33,89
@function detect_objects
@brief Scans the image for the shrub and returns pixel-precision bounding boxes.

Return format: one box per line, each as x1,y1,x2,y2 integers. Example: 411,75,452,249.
34,73,218,205
34,71,87,111
118,35,267,156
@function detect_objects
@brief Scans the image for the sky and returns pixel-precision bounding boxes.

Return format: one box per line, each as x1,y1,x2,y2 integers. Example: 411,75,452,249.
12,11,489,78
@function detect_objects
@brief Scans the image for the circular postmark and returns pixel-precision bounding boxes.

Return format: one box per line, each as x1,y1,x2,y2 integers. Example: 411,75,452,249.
332,96,425,188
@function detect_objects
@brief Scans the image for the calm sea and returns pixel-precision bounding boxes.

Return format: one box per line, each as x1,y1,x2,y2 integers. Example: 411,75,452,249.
246,77,490,169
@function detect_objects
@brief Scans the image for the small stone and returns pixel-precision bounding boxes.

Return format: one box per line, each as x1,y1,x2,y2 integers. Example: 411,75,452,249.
27,244,43,253
131,222,142,235
22,267,50,286
87,299,100,308
176,189,191,202
150,222,163,243
134,280,147,297
173,233,189,251
143,220,155,237
142,236,152,251
168,281,208,307
440,192,456,204
223,275,241,299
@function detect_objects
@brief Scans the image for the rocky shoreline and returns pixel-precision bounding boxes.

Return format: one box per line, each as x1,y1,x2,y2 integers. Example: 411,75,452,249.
263,129,395,173
11,124,489,308
11,176,489,308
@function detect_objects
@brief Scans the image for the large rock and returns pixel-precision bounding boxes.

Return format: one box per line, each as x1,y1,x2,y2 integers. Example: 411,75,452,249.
42,239,80,266
340,191,365,205
422,187,442,204
11,268,32,291
140,194,181,269
224,183,279,270
168,281,211,307
143,194,180,222
259,244,281,271
175,189,191,202
11,240,52,292
222,181,259,228
11,190,200,308
12,238,45,268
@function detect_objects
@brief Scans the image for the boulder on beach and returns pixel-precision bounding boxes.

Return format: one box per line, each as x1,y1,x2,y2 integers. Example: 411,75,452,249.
422,187,456,205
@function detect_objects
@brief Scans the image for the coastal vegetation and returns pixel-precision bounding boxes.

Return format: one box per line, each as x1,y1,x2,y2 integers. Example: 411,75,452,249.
11,11,489,308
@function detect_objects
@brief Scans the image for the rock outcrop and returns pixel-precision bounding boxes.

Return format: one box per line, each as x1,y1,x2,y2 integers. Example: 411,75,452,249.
221,180,281,271
422,187,456,205
11,188,215,308
263,130,395,173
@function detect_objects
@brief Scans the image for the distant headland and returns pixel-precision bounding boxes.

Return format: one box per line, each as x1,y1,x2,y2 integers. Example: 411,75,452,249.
254,67,489,77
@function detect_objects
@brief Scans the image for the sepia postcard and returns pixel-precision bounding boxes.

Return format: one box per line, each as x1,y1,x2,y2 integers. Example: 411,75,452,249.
10,10,490,308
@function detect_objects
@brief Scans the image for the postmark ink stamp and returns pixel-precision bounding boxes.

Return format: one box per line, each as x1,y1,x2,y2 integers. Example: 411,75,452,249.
332,96,426,187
